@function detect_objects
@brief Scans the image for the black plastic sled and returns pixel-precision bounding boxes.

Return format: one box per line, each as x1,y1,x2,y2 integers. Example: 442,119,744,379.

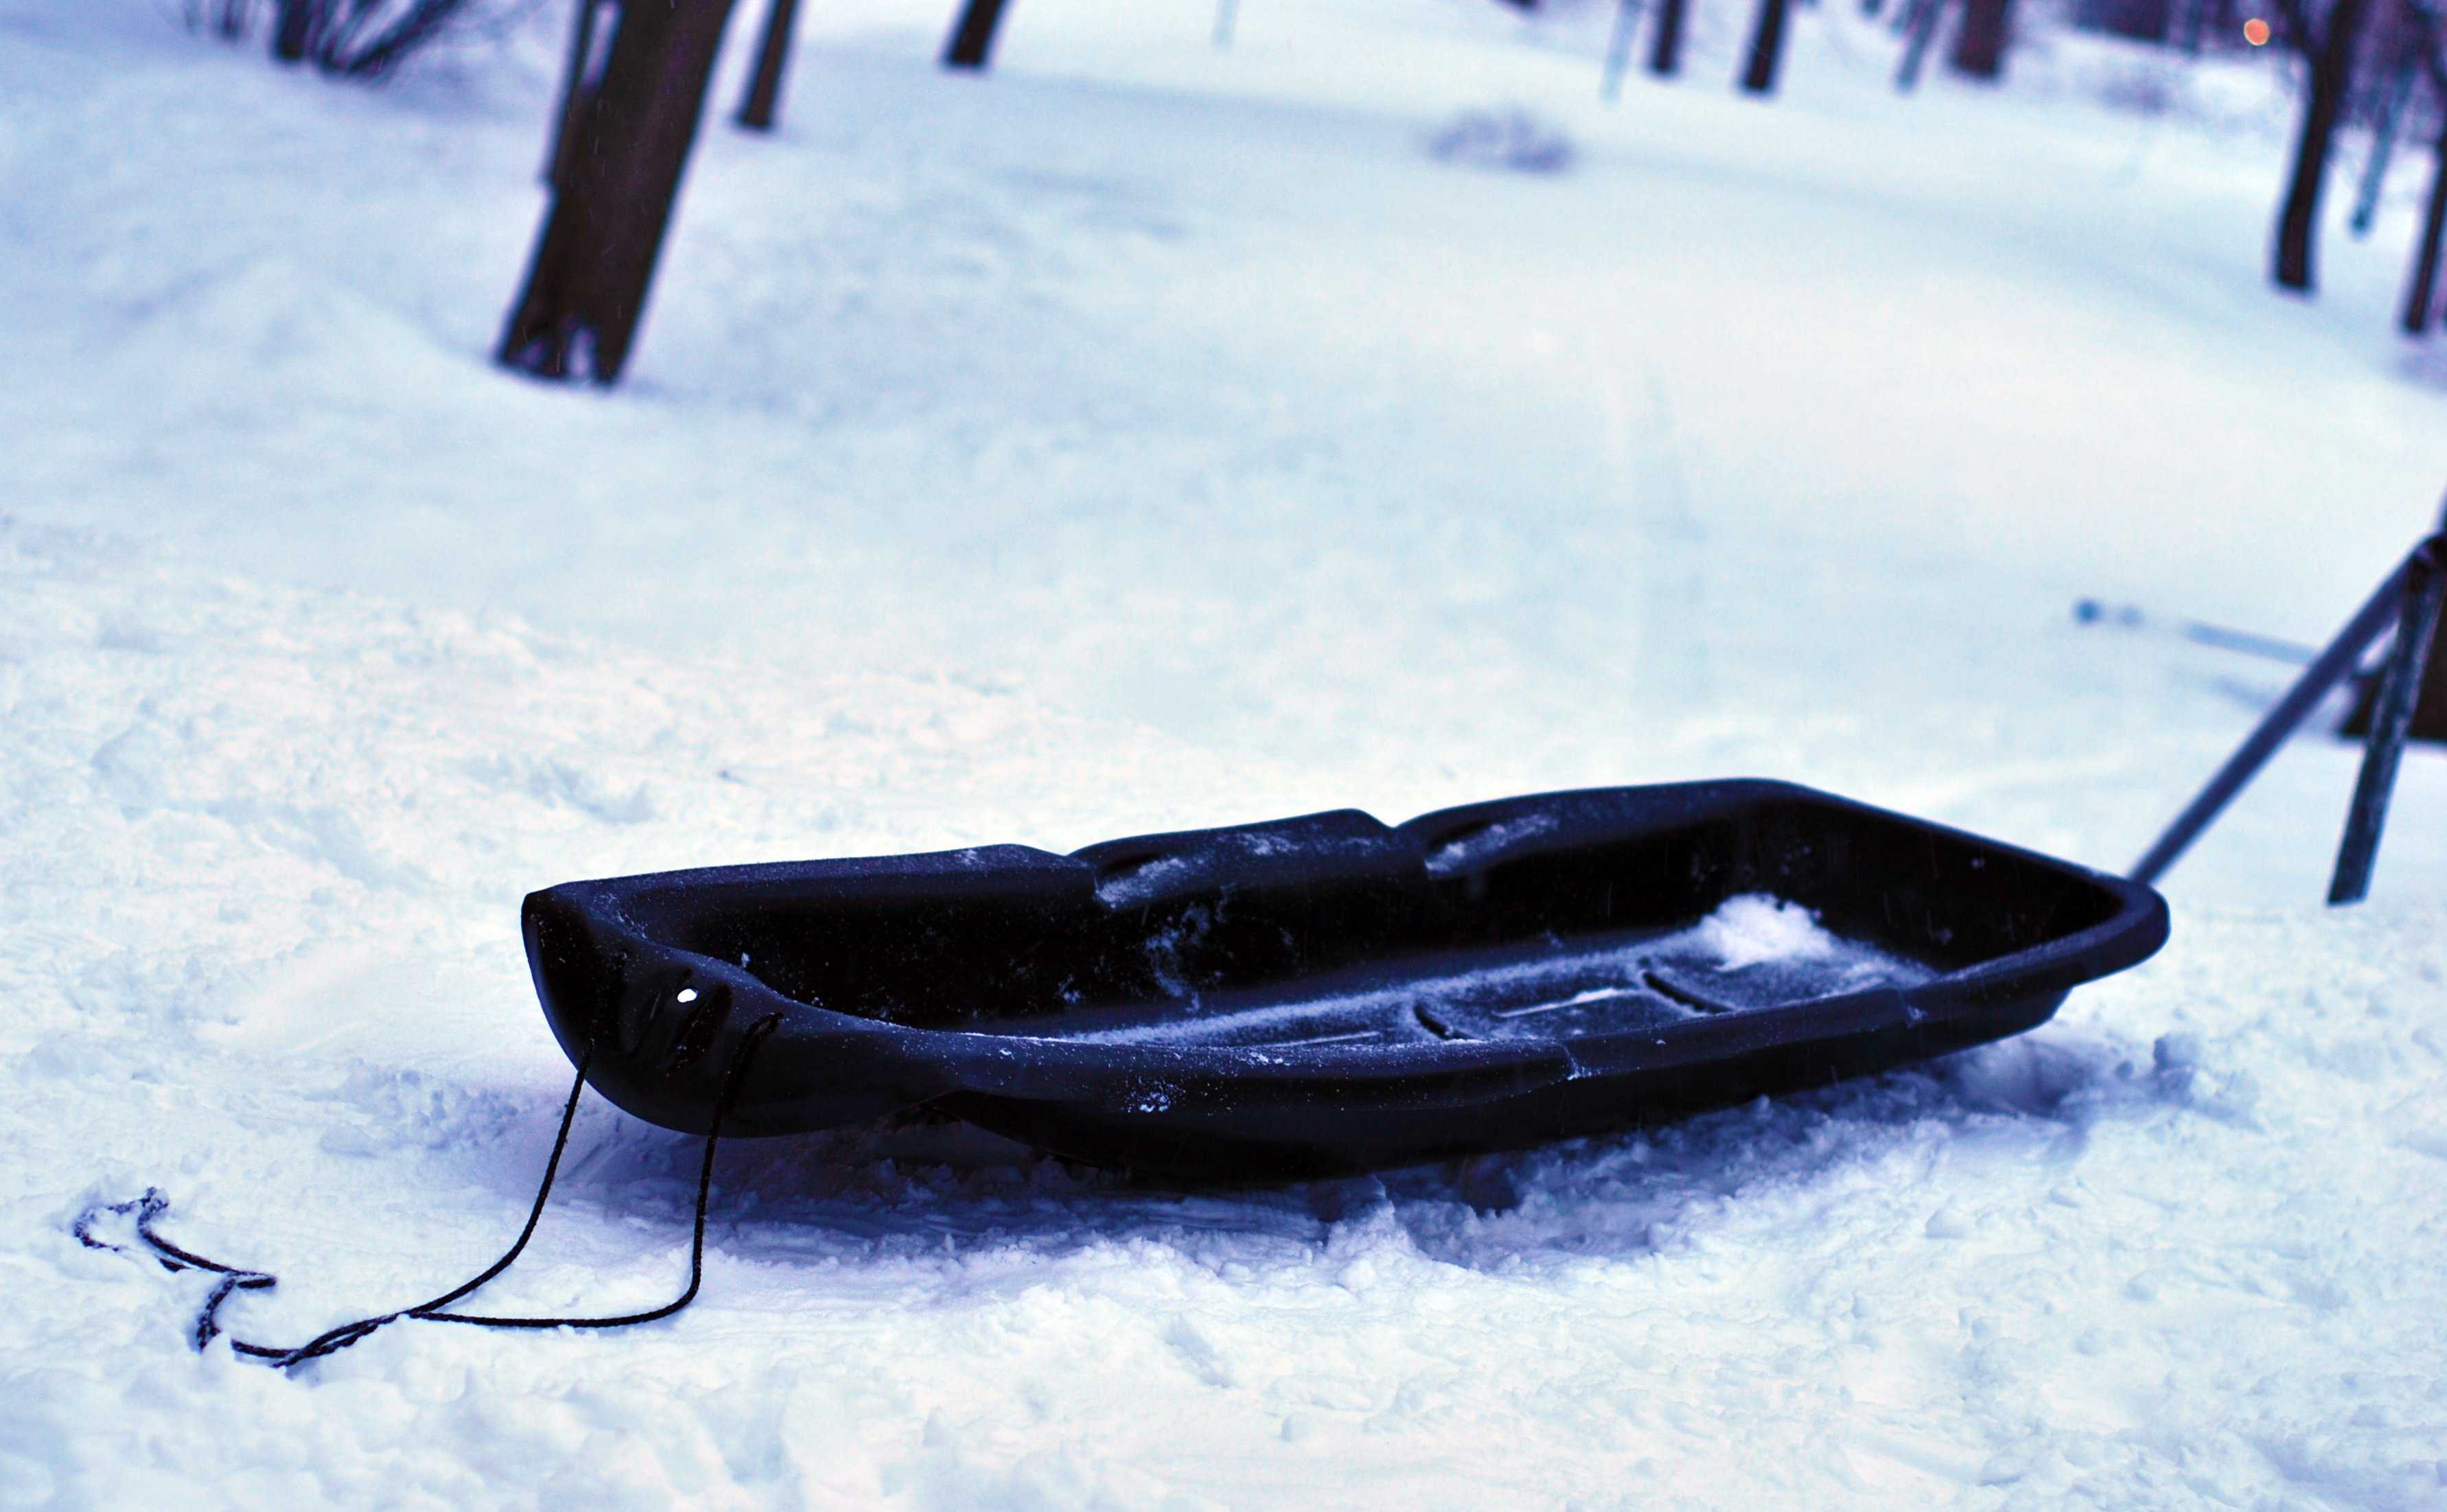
522,780,2167,1179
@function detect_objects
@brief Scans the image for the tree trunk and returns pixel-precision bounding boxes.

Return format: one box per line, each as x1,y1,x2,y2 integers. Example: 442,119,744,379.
2401,108,2447,334
271,0,314,62
737,0,802,130
1740,0,1794,93
2177,0,2207,51
1601,0,1638,99
1649,0,1689,74
2273,0,2374,292
1894,0,1943,90
497,0,740,386
2098,0,2170,38
941,0,1012,69
2350,50,2419,237
1948,0,2011,77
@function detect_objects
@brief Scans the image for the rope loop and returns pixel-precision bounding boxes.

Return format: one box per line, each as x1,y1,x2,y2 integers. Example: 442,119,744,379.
75,1014,779,1371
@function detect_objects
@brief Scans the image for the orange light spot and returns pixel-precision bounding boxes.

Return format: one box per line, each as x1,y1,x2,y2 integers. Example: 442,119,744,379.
2242,16,2271,44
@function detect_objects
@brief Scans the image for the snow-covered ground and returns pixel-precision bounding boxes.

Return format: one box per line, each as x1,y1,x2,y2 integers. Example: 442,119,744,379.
4,0,2446,1503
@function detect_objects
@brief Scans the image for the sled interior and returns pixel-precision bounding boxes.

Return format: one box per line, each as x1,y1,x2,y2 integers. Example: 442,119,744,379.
597,782,2137,1049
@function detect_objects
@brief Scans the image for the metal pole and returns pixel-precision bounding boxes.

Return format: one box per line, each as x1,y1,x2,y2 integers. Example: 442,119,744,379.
543,0,605,187
2131,553,2415,885
2328,539,2446,903
736,0,804,131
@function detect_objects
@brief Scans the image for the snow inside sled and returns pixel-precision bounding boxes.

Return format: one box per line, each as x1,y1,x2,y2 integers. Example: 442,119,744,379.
522,780,2167,1178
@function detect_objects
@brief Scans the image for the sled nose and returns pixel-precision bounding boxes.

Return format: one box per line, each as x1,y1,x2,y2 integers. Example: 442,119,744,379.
522,886,625,1062
524,885,741,1069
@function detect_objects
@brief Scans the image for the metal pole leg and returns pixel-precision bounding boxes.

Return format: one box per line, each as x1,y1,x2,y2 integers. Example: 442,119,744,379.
2328,538,2446,904
2131,555,2413,886
543,0,605,187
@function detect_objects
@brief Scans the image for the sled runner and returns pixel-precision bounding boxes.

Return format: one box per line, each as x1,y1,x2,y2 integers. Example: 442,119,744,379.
524,779,2167,1178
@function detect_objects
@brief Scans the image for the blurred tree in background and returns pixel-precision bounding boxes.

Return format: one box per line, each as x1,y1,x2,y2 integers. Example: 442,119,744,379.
183,0,487,78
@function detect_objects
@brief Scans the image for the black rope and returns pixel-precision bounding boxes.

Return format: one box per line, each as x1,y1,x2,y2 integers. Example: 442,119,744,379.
76,1016,778,1371
73,1189,276,1352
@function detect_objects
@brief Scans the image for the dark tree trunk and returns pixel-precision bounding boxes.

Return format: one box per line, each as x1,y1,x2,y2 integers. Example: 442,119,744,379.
497,0,740,386
1894,0,1943,89
1649,0,1690,74
737,0,802,130
272,0,314,61
2350,50,2420,237
2402,109,2447,334
1741,0,1794,92
2097,0,2170,38
941,0,1012,69
2273,0,2375,292
2177,0,2208,50
1949,0,2012,77
1601,0,1638,98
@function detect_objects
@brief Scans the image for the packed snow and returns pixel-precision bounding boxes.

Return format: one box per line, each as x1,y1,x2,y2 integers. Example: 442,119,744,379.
5,0,2447,1505
1422,813,1559,875
1687,892,1857,972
